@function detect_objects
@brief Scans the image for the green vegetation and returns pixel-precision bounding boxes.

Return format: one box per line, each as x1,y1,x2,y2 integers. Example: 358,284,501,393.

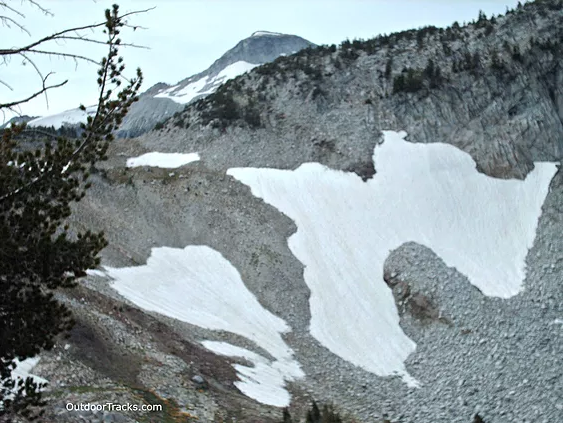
392,59,444,94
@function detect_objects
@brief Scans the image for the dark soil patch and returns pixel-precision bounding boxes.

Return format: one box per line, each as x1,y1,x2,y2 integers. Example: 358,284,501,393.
67,316,142,385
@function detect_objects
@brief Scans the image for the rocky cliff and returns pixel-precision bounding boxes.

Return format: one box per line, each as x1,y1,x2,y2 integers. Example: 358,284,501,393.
139,2,562,181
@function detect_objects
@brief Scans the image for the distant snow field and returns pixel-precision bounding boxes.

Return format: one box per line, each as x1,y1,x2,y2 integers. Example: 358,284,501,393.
228,130,557,385
28,105,97,129
251,31,284,37
106,246,303,407
126,152,200,168
154,61,258,105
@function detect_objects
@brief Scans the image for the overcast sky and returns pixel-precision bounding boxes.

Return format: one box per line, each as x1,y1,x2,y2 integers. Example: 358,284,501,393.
1,0,522,121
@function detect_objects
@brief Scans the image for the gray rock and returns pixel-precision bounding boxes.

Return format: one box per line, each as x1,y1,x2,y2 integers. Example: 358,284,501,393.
116,32,316,138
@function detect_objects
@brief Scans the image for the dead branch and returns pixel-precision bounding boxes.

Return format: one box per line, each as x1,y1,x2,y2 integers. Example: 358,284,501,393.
0,7,154,56
0,77,67,110
0,14,30,35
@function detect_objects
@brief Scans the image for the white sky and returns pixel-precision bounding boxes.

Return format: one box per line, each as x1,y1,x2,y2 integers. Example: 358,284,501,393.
1,0,522,120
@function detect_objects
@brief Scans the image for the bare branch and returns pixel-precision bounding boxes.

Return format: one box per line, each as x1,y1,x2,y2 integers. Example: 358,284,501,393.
54,35,149,49
0,7,154,56
0,78,13,90
0,14,30,35
0,2,26,19
0,79,67,109
25,49,100,66
0,0,52,35
24,0,53,17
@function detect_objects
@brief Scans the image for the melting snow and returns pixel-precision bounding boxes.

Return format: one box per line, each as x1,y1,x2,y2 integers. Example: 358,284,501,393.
126,152,200,168
154,76,213,104
106,246,303,406
202,341,302,407
86,269,108,278
215,61,259,82
28,105,97,129
228,130,557,384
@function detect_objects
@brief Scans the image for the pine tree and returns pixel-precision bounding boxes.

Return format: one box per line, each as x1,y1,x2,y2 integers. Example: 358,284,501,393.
385,56,393,80
0,4,143,420
311,401,321,423
282,408,293,423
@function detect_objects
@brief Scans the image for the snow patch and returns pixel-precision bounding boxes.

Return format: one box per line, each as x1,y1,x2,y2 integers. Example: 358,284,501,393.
227,130,557,384
214,61,259,83
154,76,212,104
251,31,284,37
11,357,48,388
126,152,200,168
153,61,258,105
106,246,303,406
202,341,302,407
86,269,108,278
28,105,97,129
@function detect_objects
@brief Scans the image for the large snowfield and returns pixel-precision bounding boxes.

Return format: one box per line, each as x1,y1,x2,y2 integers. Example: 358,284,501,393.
228,130,557,385
106,130,557,404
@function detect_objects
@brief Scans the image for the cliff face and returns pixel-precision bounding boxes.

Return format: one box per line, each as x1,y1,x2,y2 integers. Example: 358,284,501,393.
138,1,562,180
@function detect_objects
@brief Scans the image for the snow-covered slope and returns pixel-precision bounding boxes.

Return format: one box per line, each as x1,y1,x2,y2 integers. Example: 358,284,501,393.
228,130,557,385
27,32,315,137
27,105,96,129
154,61,259,104
106,246,303,407
114,32,314,137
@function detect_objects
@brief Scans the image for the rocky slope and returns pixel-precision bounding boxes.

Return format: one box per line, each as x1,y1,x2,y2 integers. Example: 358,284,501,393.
31,2,563,423
140,3,562,181
115,31,315,138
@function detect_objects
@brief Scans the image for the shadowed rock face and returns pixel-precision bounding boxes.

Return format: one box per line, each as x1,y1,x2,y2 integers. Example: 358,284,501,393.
116,32,315,138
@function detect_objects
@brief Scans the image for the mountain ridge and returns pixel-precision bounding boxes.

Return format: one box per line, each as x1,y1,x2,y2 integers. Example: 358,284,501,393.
143,0,562,181
24,31,315,138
